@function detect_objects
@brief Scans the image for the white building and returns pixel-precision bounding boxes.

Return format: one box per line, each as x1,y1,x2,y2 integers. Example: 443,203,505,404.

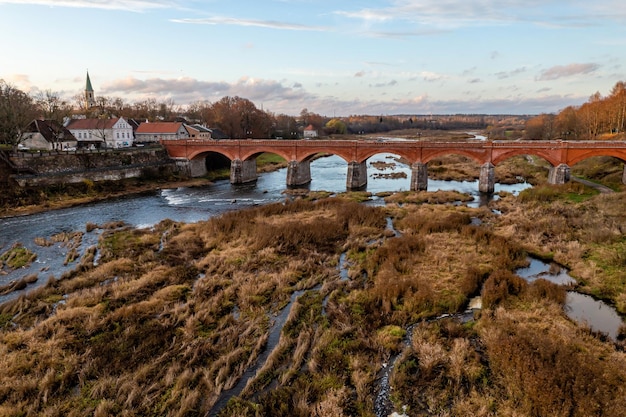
66,117,134,148
22,119,78,151
303,124,319,138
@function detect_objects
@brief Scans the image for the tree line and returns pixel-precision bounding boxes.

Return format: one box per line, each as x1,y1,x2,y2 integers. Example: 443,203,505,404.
525,81,626,140
5,78,619,146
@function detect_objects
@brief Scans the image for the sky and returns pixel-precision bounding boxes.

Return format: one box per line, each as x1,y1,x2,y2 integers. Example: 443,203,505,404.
1,0,625,116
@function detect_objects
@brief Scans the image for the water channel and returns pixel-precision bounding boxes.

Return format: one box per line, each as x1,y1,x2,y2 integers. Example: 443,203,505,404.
0,152,531,303
516,257,623,340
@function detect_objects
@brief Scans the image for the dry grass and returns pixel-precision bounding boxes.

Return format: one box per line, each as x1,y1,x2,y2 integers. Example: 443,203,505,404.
1,188,626,416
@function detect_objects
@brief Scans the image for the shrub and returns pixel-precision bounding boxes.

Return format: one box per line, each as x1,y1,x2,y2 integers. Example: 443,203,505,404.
481,270,527,308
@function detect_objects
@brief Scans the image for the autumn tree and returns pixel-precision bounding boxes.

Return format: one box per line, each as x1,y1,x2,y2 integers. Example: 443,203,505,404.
607,82,626,134
209,96,273,138
554,106,579,140
273,114,298,138
211,96,240,138
525,81,626,140
186,100,213,125
300,108,326,130
325,118,347,135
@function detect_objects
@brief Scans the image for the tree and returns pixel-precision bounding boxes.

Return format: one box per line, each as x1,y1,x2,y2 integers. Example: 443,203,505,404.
0,80,37,146
554,106,579,140
211,96,240,138
608,81,626,134
35,90,72,124
273,114,298,138
524,114,561,140
209,96,273,138
186,100,213,125
325,118,347,135
526,81,626,140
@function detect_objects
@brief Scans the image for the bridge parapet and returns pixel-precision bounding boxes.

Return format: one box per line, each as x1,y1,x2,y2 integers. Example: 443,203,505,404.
161,139,626,187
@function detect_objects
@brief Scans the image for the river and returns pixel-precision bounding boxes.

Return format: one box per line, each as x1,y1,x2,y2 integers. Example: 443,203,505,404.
0,153,530,303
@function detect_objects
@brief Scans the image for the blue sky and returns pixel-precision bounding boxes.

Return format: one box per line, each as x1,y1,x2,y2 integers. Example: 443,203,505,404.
1,0,625,116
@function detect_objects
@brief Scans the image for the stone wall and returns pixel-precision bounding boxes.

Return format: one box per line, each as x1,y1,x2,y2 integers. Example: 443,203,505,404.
6,147,182,187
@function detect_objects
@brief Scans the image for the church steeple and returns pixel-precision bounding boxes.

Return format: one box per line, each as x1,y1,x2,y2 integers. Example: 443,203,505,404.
85,71,95,109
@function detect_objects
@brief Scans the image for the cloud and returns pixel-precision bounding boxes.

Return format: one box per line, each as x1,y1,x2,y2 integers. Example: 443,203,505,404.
0,0,175,12
3,74,31,87
171,16,329,31
90,72,587,117
370,80,398,88
495,67,527,79
354,71,366,78
420,71,445,82
335,0,624,30
101,76,315,108
537,63,600,81
335,0,543,28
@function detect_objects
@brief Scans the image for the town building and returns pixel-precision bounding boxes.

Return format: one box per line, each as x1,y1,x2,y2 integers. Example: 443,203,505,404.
85,71,96,109
184,124,229,140
303,124,319,138
65,117,134,148
134,122,190,143
21,119,78,151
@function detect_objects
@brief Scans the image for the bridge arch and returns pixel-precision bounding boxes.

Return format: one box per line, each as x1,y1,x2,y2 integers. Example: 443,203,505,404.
186,147,237,161
357,149,416,164
566,149,626,166
492,149,561,167
240,149,292,163
422,149,485,165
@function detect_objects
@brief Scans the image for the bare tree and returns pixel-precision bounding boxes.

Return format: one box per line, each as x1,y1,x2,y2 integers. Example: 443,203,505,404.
0,80,37,146
35,90,73,124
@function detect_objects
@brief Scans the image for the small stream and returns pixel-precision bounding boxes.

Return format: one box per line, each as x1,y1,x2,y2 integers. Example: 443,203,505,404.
207,289,305,416
516,257,623,341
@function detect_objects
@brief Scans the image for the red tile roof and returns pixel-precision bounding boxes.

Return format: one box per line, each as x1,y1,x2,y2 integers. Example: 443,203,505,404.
66,118,120,130
136,122,183,134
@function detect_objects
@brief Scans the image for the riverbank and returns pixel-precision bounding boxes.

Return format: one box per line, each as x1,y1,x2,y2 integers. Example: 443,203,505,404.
0,177,214,219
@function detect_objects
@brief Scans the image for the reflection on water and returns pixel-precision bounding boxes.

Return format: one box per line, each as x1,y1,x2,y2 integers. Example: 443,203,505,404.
516,258,576,286
565,292,623,341
516,257,624,341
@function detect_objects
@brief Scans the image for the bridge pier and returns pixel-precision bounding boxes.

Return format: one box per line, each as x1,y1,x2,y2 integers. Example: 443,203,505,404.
188,158,208,177
230,159,257,184
286,160,311,186
479,162,495,193
347,161,367,190
410,162,428,191
548,163,570,184
622,164,626,184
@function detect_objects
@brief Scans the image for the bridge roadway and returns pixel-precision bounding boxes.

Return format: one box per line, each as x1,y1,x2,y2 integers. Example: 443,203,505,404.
161,139,626,193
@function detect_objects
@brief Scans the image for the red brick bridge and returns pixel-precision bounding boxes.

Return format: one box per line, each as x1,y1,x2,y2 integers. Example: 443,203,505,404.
161,139,626,193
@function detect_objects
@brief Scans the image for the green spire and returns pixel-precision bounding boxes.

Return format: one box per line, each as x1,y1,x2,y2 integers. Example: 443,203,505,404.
86,71,94,92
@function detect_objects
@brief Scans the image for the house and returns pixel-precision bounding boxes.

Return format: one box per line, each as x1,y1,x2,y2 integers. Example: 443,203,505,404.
185,124,213,140
303,124,319,138
65,117,134,148
22,119,77,150
134,122,189,144
184,124,230,140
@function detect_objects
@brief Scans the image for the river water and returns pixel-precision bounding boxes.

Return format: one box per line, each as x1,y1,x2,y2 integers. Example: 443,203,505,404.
0,153,529,303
